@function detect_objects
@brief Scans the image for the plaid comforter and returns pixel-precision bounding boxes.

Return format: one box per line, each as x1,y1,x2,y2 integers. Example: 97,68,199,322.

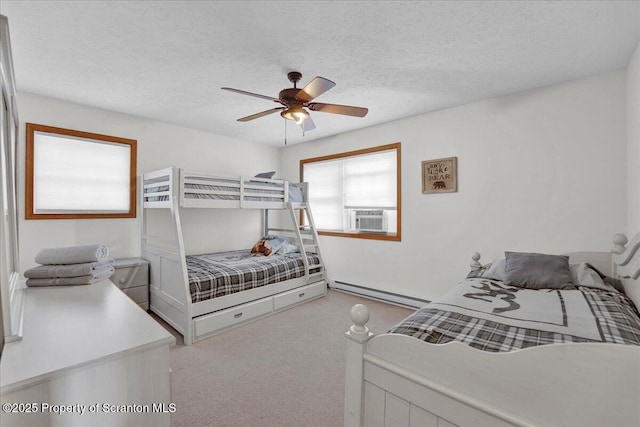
390,278,640,352
187,250,321,303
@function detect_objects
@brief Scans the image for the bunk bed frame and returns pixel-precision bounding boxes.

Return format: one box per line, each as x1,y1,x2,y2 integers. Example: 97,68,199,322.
142,167,326,345
344,232,640,427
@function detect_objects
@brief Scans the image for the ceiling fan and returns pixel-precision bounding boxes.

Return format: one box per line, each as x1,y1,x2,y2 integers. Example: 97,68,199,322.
221,71,368,132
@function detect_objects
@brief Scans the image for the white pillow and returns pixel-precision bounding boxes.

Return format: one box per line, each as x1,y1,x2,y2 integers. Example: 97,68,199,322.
570,263,612,291
482,258,506,282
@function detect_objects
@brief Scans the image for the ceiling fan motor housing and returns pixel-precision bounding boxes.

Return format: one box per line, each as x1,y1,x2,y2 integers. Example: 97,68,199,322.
279,88,303,106
279,88,302,104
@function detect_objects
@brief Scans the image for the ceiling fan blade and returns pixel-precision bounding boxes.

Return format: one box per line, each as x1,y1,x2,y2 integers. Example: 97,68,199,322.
307,102,368,117
237,108,284,122
221,87,280,103
300,115,316,132
296,77,336,102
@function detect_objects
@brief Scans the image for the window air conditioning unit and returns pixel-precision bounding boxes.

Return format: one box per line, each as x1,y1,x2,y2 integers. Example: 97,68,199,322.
353,209,387,232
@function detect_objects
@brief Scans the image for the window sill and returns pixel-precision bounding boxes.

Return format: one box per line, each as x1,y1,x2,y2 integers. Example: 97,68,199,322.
317,230,401,241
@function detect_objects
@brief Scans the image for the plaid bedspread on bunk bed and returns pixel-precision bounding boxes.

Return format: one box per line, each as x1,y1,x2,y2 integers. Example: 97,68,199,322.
186,250,321,303
390,278,640,352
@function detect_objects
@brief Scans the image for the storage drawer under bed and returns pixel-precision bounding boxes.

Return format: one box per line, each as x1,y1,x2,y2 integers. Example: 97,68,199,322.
192,281,326,341
273,281,325,311
193,297,273,338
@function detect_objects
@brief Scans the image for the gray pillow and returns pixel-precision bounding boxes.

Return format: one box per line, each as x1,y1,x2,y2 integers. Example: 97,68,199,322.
504,252,574,290
255,171,276,179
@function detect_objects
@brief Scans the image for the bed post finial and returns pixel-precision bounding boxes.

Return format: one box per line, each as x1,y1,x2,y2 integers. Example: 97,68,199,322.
345,304,373,427
470,252,482,269
349,304,371,337
612,233,628,254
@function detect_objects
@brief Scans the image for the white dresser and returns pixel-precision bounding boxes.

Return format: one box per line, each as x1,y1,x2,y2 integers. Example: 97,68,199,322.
0,280,175,427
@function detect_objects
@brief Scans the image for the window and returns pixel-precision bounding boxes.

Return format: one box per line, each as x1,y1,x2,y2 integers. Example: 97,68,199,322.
26,123,137,219
300,142,401,241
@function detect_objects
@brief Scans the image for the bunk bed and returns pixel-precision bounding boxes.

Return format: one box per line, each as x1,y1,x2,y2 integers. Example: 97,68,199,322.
142,167,326,345
344,232,640,427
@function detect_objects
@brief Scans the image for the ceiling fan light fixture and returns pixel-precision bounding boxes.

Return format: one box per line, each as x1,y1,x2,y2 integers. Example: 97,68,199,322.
293,109,309,124
280,104,308,123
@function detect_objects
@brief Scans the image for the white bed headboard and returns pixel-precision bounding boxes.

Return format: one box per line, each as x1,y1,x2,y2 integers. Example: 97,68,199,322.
566,251,612,277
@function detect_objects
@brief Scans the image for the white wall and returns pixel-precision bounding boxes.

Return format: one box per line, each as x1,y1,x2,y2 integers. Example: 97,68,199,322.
627,41,640,234
16,92,280,273
281,71,627,301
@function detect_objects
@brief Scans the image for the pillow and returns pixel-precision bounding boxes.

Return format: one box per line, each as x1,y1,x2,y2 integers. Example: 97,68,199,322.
570,263,613,291
277,243,300,255
265,236,286,254
287,184,304,202
483,258,506,282
504,252,574,290
254,171,276,179
570,262,625,294
466,258,506,281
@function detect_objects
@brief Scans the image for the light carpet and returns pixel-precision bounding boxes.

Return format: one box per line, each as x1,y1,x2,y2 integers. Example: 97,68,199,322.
155,288,413,427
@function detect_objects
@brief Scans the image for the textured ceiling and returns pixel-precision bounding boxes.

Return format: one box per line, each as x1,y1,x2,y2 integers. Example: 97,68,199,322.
2,1,639,146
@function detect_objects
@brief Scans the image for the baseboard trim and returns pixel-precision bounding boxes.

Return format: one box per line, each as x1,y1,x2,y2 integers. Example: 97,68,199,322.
329,280,429,309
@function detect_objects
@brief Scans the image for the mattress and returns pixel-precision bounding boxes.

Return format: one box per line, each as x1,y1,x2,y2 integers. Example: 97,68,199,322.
390,278,640,352
186,250,322,303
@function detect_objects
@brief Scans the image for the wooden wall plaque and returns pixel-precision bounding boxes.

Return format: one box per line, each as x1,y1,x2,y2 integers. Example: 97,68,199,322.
422,156,457,194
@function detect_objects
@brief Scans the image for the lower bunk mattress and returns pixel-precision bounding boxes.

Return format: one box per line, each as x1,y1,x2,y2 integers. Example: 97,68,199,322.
390,277,640,352
186,250,322,303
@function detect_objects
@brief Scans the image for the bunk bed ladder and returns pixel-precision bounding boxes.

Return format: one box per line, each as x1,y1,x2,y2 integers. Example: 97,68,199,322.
286,203,324,282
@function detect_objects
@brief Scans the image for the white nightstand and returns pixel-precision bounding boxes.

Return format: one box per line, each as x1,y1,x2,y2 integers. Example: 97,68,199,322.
112,258,149,310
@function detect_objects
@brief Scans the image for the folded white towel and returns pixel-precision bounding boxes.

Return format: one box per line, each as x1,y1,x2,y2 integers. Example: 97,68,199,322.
35,244,109,265
24,259,115,279
25,267,115,287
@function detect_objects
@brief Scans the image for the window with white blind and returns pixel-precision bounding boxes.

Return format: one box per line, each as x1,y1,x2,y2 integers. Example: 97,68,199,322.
26,123,137,219
301,142,401,241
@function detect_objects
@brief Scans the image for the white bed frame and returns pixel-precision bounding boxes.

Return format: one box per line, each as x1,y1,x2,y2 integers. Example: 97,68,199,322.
344,233,640,427
142,167,326,345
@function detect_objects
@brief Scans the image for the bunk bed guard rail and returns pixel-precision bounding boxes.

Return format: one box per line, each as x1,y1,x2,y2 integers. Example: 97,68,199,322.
143,167,306,210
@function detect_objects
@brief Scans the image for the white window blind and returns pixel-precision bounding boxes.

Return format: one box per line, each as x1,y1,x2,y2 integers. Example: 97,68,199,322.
343,151,396,208
33,132,131,213
304,159,343,230
303,147,398,235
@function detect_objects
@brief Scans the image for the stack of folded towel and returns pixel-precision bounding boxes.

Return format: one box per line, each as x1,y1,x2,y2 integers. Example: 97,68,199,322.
25,244,115,287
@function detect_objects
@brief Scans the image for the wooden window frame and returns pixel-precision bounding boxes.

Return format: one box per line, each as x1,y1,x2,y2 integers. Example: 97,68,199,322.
300,142,401,242
25,123,137,220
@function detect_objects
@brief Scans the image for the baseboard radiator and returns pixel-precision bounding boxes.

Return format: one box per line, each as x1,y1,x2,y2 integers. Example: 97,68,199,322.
329,280,429,309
